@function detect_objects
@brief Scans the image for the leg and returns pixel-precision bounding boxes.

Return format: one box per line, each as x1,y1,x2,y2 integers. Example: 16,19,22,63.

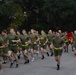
73,47,76,57
44,49,49,57
23,50,29,64
30,49,35,62
2,55,7,64
55,56,61,70
64,43,69,53
17,47,22,59
13,52,19,68
41,47,45,59
0,57,2,71
50,44,54,56
4,51,12,63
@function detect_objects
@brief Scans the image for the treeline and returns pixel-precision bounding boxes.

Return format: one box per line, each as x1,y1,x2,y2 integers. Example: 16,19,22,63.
0,0,76,32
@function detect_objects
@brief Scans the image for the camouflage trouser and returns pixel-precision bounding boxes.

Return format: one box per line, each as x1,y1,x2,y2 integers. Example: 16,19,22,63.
40,44,46,49
3,47,9,54
0,50,3,57
30,44,38,50
54,48,63,57
9,46,18,53
48,42,52,47
22,44,29,51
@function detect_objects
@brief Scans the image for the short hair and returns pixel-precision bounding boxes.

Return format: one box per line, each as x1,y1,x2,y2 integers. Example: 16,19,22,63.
2,30,7,33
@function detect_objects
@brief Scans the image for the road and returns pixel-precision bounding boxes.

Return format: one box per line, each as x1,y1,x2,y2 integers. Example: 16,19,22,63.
0,44,76,75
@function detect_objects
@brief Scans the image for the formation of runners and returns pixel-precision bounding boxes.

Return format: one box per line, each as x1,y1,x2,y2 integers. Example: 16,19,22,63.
0,28,76,72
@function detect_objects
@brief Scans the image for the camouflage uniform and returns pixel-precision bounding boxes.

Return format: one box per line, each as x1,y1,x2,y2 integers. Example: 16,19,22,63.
2,35,9,54
21,34,30,51
29,33,39,50
7,34,19,53
39,34,47,49
0,37,4,57
52,37,64,56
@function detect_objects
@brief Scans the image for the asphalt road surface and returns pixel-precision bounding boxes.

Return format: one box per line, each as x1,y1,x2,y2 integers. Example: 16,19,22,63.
0,44,76,75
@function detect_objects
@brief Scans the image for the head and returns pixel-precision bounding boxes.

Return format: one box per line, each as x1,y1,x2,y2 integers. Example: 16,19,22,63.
53,31,56,34
48,30,52,34
30,29,35,34
56,32,60,38
28,31,31,34
58,30,62,34
41,30,45,35
1,30,7,36
74,30,76,35
17,30,21,35
64,32,67,35
22,29,27,35
36,31,38,34
10,28,15,34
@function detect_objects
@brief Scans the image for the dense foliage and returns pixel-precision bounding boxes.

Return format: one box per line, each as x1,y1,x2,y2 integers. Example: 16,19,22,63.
0,0,76,32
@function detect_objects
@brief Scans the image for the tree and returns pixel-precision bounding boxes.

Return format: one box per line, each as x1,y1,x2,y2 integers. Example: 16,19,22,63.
42,0,76,31
0,0,24,31
0,0,76,31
